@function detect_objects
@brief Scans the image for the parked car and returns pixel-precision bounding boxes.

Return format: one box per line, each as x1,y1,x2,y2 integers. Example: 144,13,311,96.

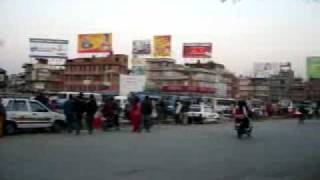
2,98,66,135
185,105,220,124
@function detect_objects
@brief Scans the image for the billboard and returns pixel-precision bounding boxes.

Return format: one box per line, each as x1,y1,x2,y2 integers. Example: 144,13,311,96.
132,40,151,54
153,35,171,57
78,33,112,53
307,57,320,78
29,38,68,58
120,75,146,96
253,62,280,78
183,43,212,58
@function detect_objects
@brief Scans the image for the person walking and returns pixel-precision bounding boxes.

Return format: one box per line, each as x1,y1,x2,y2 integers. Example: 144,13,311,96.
73,92,86,135
151,99,158,125
174,100,183,124
63,95,75,133
130,97,141,132
111,97,120,130
0,97,6,137
158,98,167,122
85,95,98,134
141,96,152,132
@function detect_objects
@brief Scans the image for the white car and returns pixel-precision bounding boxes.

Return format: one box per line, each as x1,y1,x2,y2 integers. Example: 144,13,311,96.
185,105,220,124
3,98,66,135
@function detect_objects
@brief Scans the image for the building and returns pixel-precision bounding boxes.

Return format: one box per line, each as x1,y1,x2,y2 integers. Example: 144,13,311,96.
22,59,64,92
269,68,294,102
252,78,270,101
7,73,26,92
145,58,219,96
288,78,307,102
0,68,7,89
237,77,254,99
223,71,238,98
307,78,320,101
64,54,128,93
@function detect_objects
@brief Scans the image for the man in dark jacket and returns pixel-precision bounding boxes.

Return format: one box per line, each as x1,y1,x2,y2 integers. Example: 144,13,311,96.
73,92,86,135
63,95,74,133
141,96,152,132
85,95,98,134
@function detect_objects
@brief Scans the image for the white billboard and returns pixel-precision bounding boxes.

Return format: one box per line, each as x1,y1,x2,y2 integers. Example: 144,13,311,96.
254,62,280,78
29,38,68,58
120,75,146,96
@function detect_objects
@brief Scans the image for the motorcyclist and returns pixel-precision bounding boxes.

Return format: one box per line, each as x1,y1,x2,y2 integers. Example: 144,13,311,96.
233,100,251,130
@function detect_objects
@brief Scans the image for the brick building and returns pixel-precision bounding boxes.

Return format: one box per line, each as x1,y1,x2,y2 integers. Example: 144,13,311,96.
63,55,128,93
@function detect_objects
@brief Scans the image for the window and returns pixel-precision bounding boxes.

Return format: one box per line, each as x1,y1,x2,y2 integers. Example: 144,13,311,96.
7,100,28,112
30,102,48,112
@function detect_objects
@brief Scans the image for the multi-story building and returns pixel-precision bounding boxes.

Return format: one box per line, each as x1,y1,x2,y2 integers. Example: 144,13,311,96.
288,78,307,102
145,59,220,96
252,78,270,101
237,77,254,99
307,78,320,101
223,71,238,98
64,54,128,93
269,69,294,102
22,59,64,92
0,68,7,89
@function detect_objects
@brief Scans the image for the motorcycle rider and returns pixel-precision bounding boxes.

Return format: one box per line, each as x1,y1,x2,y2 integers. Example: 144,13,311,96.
233,100,251,130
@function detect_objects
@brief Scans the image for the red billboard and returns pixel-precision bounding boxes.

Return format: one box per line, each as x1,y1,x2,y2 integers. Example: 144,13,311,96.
161,85,215,94
183,43,212,58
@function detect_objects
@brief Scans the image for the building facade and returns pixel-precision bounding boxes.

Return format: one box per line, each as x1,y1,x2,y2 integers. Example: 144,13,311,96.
22,59,64,92
64,54,128,93
145,59,221,96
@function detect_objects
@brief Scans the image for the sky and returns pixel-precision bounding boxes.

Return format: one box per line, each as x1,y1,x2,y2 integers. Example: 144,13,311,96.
0,0,320,77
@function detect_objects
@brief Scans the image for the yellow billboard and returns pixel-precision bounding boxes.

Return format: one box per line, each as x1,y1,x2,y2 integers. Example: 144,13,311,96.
78,33,112,53
153,35,171,57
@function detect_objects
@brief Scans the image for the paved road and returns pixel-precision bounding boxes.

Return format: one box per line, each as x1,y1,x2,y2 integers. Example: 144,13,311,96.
1,119,320,180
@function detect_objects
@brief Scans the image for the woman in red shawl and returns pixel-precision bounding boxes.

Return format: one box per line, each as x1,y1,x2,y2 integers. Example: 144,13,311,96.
130,97,141,132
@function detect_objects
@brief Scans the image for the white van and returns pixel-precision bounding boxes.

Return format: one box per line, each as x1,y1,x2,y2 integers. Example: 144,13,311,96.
212,98,236,117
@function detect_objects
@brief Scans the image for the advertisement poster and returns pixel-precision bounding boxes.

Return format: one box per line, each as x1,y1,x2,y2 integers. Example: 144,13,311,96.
153,35,171,57
253,62,280,78
120,75,146,96
78,33,112,53
183,43,212,58
307,57,320,79
29,38,68,58
132,40,151,54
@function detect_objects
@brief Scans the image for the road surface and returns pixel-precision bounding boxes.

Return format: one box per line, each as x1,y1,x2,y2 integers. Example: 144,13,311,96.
0,119,320,180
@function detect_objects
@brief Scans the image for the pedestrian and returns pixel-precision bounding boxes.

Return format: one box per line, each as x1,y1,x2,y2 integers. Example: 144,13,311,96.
158,98,167,122
85,94,98,134
73,92,86,135
151,99,158,125
130,97,141,132
0,97,6,137
141,96,152,132
63,95,74,133
174,100,183,124
35,92,49,107
111,97,120,130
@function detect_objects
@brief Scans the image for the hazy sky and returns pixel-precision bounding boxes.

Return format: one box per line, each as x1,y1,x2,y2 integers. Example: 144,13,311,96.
1,0,320,77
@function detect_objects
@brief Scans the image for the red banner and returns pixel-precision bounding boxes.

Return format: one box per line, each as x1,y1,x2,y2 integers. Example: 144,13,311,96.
183,43,212,58
161,85,215,93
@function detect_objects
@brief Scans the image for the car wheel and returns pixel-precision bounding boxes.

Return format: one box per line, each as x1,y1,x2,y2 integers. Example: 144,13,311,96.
5,122,17,135
51,121,63,133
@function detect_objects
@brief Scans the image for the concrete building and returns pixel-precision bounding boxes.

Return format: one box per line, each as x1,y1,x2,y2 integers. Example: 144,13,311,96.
223,71,239,98
288,78,307,102
64,54,128,93
237,77,254,99
252,78,270,101
145,59,221,96
269,69,294,102
0,68,7,89
307,78,320,101
22,59,64,92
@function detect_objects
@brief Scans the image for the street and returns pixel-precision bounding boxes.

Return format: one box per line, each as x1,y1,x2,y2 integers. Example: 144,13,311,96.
0,119,320,180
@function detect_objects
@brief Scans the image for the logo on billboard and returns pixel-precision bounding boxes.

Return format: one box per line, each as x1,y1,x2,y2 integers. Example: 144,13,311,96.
183,43,212,58
307,57,320,79
78,33,112,53
133,40,151,55
29,38,68,58
153,35,171,57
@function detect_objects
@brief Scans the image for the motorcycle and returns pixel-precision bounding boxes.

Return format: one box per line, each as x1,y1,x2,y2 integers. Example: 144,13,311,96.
235,120,252,139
